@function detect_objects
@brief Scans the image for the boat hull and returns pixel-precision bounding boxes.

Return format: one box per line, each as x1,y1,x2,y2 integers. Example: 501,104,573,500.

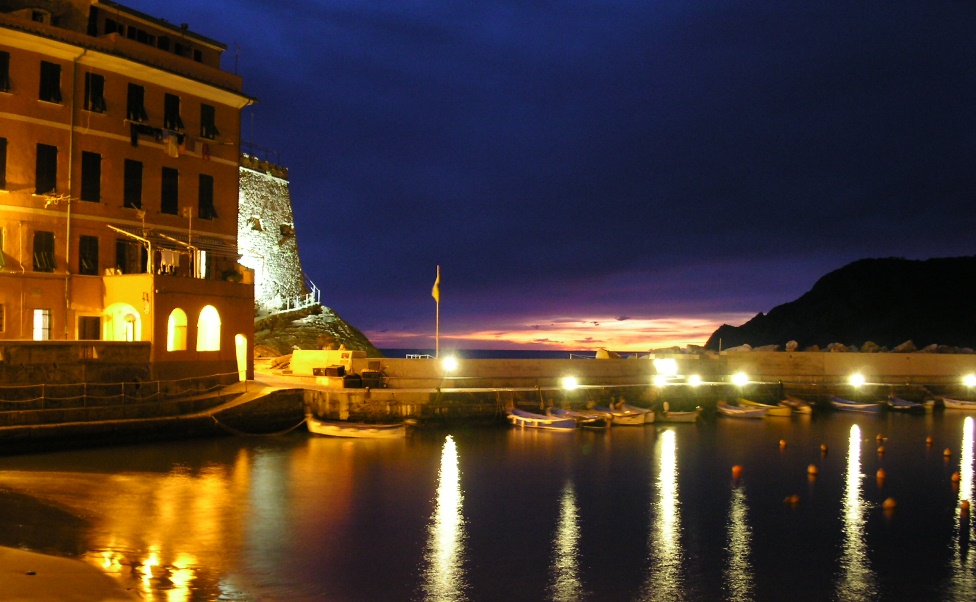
508,408,577,431
738,398,792,417
717,402,765,419
943,398,976,411
307,416,408,439
658,408,702,423
830,396,882,413
782,395,814,414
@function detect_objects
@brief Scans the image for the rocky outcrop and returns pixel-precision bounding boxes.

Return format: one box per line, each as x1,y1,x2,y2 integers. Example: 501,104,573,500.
254,305,381,357
705,256,976,351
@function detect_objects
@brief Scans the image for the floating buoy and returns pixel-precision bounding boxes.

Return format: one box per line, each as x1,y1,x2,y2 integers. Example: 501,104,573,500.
877,445,885,455
784,494,800,506
779,439,787,448
877,433,884,442
876,468,886,480
807,464,819,476
962,500,971,516
952,472,961,483
883,497,897,510
926,436,934,446
732,465,743,480
821,443,829,454
945,448,953,458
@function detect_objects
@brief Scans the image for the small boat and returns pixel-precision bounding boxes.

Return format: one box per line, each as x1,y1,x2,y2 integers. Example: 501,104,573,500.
547,407,611,429
658,404,702,423
829,396,882,414
593,405,646,426
738,397,792,417
306,415,411,438
618,402,656,424
781,394,814,415
943,398,976,411
508,408,577,431
717,400,766,419
886,395,926,413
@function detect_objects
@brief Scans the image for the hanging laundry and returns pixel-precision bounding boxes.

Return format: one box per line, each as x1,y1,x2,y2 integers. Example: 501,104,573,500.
163,131,179,158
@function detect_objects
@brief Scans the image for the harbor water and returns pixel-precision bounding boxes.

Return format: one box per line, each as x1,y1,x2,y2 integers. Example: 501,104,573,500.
1,410,976,601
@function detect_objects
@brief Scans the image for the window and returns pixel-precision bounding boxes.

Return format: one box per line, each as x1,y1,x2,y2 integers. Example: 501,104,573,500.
79,235,99,275
127,83,147,122
35,143,57,194
39,61,61,103
105,18,122,35
167,308,187,351
115,238,146,274
80,151,100,202
164,93,183,130
78,316,100,340
123,159,142,209
33,230,56,272
83,72,106,112
198,174,217,220
0,51,9,92
200,104,219,139
0,137,6,189
161,167,178,214
196,305,221,351
32,309,51,341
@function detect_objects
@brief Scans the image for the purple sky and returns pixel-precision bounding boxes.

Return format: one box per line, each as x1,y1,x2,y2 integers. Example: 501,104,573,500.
126,0,976,351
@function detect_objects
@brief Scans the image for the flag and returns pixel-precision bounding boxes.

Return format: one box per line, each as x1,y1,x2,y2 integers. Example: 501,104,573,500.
431,266,440,303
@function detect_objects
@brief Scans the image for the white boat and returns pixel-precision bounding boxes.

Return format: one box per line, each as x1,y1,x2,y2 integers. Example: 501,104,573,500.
508,408,577,431
717,401,766,419
738,398,792,417
618,402,656,424
781,394,814,414
306,415,411,438
943,398,976,411
886,395,926,413
593,405,645,426
658,404,702,423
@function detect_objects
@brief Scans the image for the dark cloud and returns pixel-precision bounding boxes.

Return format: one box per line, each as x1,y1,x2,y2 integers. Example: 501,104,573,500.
127,1,976,348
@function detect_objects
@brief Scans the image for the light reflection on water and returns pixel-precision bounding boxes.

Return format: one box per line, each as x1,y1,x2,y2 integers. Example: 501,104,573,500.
549,480,584,602
420,435,468,601
640,428,684,601
836,424,877,601
948,416,976,599
725,485,755,602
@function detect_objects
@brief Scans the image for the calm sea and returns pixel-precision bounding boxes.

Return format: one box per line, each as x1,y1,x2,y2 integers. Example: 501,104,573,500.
381,348,606,360
1,410,975,600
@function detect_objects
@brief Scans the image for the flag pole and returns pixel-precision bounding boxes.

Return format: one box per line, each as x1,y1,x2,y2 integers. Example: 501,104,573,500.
432,265,441,358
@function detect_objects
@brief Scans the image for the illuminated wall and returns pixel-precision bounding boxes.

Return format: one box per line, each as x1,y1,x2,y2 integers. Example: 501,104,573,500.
237,156,307,309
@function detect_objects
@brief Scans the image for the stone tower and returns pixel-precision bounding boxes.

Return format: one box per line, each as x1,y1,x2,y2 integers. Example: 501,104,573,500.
238,155,313,314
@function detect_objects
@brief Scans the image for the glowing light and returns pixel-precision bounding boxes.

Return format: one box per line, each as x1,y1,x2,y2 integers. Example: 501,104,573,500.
442,356,459,372
653,374,668,388
964,374,976,388
421,435,467,600
549,481,583,601
687,374,702,387
949,417,976,596
562,376,579,391
849,373,866,388
731,372,749,387
654,358,678,376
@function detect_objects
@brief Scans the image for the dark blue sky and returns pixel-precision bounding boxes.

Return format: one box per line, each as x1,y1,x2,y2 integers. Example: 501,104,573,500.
129,0,976,351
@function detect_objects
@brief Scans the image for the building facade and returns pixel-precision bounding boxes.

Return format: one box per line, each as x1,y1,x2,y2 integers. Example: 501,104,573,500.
0,0,255,380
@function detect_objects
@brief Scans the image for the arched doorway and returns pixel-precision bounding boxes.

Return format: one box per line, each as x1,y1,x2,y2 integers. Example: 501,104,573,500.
102,303,142,341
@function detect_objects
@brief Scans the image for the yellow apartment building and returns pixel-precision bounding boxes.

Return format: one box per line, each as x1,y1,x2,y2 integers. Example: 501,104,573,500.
0,0,255,381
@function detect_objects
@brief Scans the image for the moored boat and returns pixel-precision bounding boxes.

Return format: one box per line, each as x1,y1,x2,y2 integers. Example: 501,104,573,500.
886,395,926,413
547,407,611,429
830,396,882,414
593,405,646,426
738,397,792,417
781,394,814,414
306,415,411,438
618,402,656,424
508,408,577,431
943,397,976,411
658,404,702,423
717,400,766,419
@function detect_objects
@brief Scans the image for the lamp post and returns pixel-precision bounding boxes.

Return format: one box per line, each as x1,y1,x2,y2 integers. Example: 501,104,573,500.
964,374,976,401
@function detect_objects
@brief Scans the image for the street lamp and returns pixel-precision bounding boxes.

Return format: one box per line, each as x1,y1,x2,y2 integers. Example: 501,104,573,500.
731,372,749,388
849,373,866,388
561,376,579,391
441,356,459,372
688,374,702,387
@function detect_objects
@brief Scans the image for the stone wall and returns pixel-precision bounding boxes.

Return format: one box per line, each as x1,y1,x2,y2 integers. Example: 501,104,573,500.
238,155,307,309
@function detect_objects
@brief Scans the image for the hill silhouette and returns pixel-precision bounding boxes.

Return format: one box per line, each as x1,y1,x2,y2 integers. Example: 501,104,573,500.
705,256,976,351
